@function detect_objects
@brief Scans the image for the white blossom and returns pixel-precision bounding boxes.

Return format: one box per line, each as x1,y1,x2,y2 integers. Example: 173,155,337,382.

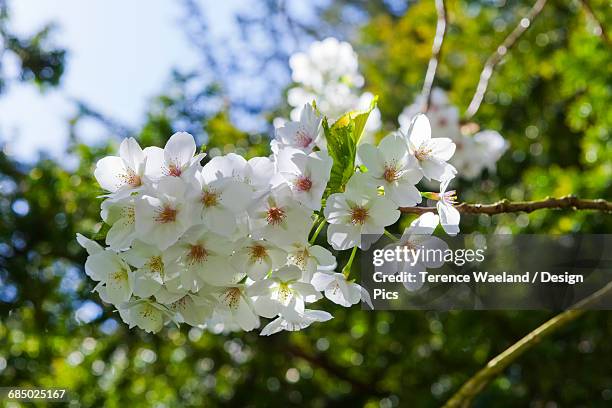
94,137,147,198
144,131,204,181
273,103,324,153
435,176,460,235
311,272,363,307
324,173,400,250
276,147,333,210
358,132,423,207
135,177,194,250
405,113,457,182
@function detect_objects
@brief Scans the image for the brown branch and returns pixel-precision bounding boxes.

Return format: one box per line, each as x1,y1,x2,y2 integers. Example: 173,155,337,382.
421,0,447,111
400,195,612,215
578,0,610,45
465,0,547,119
443,279,612,408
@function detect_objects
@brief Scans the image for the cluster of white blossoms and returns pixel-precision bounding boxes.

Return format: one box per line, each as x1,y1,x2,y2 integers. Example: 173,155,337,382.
399,88,509,180
284,37,381,140
77,101,460,335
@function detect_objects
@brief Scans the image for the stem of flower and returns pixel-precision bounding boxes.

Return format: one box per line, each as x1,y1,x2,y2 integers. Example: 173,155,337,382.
383,229,399,241
342,246,358,278
309,218,327,245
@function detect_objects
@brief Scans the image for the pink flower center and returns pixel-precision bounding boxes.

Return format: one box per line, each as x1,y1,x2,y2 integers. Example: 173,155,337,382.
295,129,313,148
295,176,313,192
266,207,286,226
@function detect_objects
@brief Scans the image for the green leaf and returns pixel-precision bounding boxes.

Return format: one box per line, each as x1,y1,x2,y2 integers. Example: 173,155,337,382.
323,96,378,198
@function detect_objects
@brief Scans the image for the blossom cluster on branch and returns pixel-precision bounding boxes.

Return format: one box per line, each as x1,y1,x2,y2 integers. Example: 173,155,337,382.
78,100,461,335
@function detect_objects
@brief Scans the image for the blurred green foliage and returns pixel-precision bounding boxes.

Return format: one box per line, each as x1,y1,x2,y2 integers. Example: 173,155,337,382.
1,0,611,407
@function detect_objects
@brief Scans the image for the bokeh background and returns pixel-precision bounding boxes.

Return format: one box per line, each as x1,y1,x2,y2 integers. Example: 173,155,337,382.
1,0,611,406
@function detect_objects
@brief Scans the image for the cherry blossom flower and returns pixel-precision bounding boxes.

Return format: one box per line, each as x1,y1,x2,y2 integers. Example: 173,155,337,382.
164,226,238,291
144,131,204,181
248,184,312,246
84,249,133,305
311,272,364,307
194,162,253,237
273,103,324,153
249,265,321,319
358,132,423,207
276,147,333,210
230,238,288,281
94,137,147,198
381,212,449,291
283,240,336,282
135,177,194,250
117,299,167,333
405,113,457,181
122,240,178,298
324,173,400,250
214,285,260,332
433,176,460,235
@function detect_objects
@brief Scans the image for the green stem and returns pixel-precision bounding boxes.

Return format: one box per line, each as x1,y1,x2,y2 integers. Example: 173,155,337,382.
309,218,327,245
342,246,358,278
383,229,399,242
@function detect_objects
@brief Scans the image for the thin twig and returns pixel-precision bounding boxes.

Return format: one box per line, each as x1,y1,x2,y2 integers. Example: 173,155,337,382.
443,280,612,408
578,0,609,45
421,0,447,111
400,196,612,215
465,0,547,119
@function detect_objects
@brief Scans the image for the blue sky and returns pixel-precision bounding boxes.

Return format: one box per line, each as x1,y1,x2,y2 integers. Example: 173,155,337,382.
0,0,242,162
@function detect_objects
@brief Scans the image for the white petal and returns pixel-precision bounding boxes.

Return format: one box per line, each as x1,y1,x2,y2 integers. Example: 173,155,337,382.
438,202,460,235
94,156,127,192
253,295,280,318
426,137,456,161
420,158,449,181
357,143,384,178
85,251,121,281
164,131,196,167
386,182,422,207
76,233,103,255
309,245,337,271
327,223,360,250
204,207,237,237
219,180,253,213
368,197,401,227
408,113,431,148
234,297,259,331
409,212,440,234
143,146,165,179
119,137,144,171
310,272,336,291
105,218,136,251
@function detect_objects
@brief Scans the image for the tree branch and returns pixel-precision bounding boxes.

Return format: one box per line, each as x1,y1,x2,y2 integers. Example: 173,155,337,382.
443,280,612,408
400,195,612,215
421,0,447,111
464,0,547,119
578,0,609,45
